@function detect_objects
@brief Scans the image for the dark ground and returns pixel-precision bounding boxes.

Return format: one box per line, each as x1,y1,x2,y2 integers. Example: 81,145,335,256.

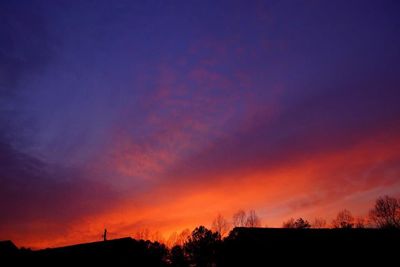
1,228,399,266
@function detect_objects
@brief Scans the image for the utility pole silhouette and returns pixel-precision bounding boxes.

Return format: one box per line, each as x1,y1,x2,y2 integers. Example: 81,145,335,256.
103,229,107,241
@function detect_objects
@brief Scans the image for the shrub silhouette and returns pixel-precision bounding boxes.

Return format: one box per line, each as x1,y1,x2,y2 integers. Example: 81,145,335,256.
232,210,247,227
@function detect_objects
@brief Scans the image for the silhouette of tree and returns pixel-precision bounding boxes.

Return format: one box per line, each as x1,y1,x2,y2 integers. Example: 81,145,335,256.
150,231,165,243
232,210,247,227
184,226,221,267
245,210,261,227
369,195,400,229
312,217,327,228
355,217,366,228
294,218,310,228
211,214,230,237
134,228,150,240
282,218,296,228
332,209,354,228
167,232,178,248
282,217,310,228
170,245,188,267
176,229,191,247
145,241,169,266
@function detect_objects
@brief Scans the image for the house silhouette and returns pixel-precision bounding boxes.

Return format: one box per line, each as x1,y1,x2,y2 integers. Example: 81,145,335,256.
221,227,400,265
0,240,18,257
22,237,166,266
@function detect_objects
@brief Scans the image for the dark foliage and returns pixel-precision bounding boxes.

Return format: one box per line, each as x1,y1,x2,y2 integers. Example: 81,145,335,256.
169,245,188,267
183,226,221,267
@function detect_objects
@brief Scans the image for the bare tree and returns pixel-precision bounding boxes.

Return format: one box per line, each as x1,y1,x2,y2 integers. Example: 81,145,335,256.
369,195,400,229
282,218,295,228
150,230,165,243
232,210,247,227
355,217,365,228
312,217,327,228
176,228,191,246
245,210,261,227
166,231,178,248
211,213,230,237
282,217,310,228
332,209,354,228
134,228,150,240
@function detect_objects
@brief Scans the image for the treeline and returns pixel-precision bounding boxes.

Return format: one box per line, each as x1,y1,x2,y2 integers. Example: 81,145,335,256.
165,195,400,266
7,195,400,266
126,194,400,266
140,194,400,247
282,195,400,229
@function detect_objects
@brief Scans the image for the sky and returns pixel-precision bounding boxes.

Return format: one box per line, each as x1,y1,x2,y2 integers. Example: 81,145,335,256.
1,0,400,248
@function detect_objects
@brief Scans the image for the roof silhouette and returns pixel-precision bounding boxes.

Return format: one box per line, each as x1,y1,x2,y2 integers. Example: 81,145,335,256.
0,240,18,256
222,227,400,265
39,237,134,252
31,237,167,266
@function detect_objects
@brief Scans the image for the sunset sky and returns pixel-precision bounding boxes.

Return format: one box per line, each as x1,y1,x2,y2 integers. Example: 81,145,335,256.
1,0,400,248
